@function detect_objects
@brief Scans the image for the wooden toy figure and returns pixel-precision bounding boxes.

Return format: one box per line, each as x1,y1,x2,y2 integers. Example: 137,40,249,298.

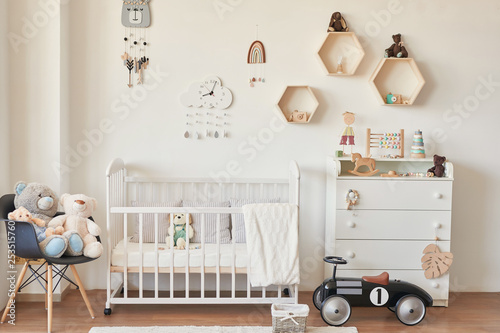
339,112,355,155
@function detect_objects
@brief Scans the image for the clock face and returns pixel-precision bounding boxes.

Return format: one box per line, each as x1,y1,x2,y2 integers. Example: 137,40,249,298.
181,76,233,109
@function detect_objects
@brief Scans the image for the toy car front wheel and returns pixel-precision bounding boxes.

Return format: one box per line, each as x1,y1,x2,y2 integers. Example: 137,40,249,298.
313,286,323,310
320,295,351,326
395,295,426,326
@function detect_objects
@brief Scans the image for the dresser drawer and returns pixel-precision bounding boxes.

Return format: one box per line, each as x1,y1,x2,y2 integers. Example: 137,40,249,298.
336,210,451,240
335,240,451,270
336,180,452,210
335,269,449,304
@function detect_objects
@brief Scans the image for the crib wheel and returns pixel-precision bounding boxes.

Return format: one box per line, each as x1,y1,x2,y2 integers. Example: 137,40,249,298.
283,288,290,297
104,308,112,316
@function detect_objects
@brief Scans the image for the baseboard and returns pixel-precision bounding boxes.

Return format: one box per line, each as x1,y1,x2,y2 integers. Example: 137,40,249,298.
16,283,72,303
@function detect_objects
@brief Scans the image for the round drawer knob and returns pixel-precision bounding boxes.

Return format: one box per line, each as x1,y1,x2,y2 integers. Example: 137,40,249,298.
432,282,440,289
346,251,355,259
433,222,442,229
435,193,443,199
348,192,356,199
347,221,356,228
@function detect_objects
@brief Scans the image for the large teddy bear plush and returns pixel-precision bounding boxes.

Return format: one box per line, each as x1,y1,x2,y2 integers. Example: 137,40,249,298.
13,182,82,258
49,194,103,258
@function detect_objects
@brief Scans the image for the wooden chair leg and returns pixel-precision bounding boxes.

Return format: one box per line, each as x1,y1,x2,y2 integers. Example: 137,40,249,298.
45,262,48,310
1,262,29,323
47,265,53,333
70,265,95,319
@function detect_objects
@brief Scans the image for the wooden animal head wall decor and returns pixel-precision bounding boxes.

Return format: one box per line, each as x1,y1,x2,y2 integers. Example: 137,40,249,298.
122,0,151,28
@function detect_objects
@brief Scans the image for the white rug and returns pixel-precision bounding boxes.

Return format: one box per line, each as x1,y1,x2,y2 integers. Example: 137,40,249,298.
89,326,358,333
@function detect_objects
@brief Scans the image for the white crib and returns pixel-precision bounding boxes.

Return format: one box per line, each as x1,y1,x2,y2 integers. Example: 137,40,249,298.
105,158,300,314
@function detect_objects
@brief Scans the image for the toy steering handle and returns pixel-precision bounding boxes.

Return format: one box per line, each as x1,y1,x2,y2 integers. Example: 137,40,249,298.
323,256,347,265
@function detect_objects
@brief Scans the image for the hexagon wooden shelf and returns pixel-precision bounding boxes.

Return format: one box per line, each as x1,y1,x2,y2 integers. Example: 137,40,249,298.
369,58,425,106
276,86,319,124
317,32,365,76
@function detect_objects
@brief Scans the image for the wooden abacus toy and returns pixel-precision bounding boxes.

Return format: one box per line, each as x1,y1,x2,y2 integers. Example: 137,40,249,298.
366,128,404,158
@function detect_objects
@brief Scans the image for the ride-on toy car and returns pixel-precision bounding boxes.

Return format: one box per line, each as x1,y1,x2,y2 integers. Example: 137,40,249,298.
314,256,433,326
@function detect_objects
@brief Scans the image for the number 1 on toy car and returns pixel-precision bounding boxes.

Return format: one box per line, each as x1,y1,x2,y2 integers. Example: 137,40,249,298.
370,287,389,306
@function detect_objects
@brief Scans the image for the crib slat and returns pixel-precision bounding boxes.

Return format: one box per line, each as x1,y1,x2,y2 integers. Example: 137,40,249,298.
123,213,128,299
169,213,174,299
246,266,251,299
201,213,205,299
139,214,144,299
231,233,236,299
262,287,266,299
185,213,190,299
278,285,282,299
216,214,221,299
154,213,159,299
135,182,139,202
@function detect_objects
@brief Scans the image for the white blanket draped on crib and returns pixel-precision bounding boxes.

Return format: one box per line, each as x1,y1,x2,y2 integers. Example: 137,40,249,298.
243,203,300,287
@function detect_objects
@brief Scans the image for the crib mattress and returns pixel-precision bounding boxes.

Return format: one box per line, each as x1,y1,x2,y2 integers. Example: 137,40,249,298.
111,237,249,268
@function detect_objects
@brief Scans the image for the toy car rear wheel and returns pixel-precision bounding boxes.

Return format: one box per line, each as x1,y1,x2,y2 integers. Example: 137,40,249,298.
395,295,426,326
320,295,351,326
313,286,323,310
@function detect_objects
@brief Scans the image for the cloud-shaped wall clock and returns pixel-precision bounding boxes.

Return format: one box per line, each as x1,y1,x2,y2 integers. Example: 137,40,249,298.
180,76,233,109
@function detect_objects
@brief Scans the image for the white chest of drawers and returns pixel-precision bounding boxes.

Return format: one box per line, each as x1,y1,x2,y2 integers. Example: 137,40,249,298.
325,157,454,306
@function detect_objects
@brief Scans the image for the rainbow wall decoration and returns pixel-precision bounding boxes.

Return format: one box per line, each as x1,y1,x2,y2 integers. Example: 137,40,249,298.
247,40,266,64
247,40,266,87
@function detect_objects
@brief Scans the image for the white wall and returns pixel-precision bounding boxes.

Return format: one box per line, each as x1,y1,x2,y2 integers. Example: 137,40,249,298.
0,0,11,308
7,0,500,293
8,0,62,192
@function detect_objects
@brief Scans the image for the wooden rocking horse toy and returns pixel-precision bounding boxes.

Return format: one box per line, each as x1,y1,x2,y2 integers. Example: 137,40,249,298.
348,153,379,176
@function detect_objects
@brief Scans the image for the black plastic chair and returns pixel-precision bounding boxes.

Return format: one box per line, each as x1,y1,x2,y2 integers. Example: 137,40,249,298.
0,194,99,332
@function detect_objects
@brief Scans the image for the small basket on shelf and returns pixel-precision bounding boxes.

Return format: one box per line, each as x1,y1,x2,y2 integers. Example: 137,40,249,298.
271,303,309,333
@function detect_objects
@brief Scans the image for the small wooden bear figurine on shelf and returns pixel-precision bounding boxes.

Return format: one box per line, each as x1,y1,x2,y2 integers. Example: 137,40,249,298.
385,33,408,58
327,12,349,32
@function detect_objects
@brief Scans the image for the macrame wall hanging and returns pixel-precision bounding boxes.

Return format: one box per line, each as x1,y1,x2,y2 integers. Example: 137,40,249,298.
247,26,266,87
121,0,151,88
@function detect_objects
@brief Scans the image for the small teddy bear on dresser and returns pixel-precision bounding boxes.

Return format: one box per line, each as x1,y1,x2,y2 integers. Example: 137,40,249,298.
166,213,194,250
428,154,447,177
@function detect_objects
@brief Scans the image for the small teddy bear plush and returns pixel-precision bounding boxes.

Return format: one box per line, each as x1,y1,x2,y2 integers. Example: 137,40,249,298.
428,154,446,177
327,12,349,32
8,206,65,240
49,194,103,258
166,213,194,250
385,33,408,58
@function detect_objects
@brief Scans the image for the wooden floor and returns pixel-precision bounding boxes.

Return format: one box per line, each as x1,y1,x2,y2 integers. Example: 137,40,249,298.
1,290,499,332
